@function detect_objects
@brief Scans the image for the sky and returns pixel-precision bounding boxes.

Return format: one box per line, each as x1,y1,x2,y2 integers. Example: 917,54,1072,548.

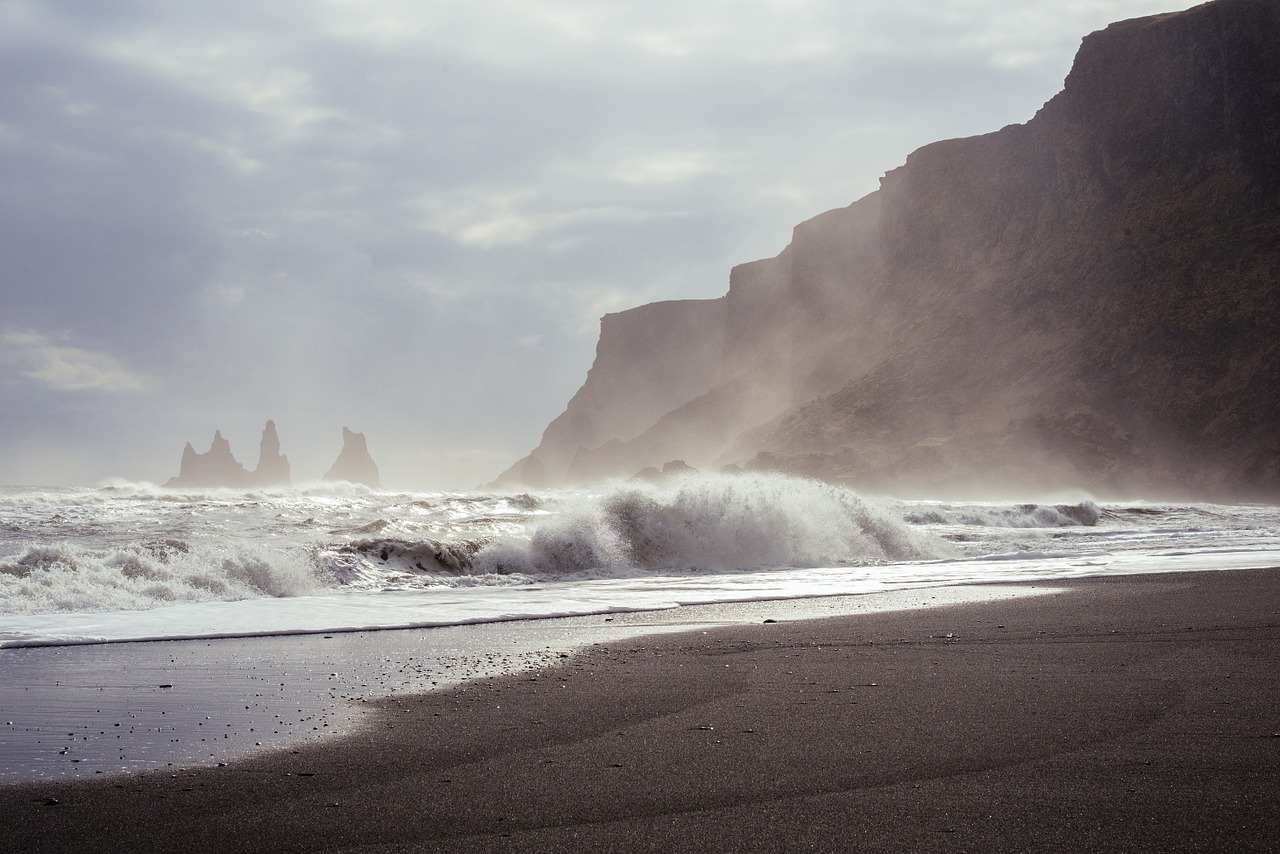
0,0,1190,490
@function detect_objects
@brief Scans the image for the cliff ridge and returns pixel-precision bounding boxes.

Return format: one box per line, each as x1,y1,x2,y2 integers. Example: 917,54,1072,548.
496,0,1280,499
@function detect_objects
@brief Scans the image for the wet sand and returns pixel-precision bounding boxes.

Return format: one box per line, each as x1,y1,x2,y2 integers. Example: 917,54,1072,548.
2,569,1278,852
0,584,1055,784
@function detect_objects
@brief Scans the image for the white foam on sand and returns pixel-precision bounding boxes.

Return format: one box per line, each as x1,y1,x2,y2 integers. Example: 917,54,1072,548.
3,541,1278,648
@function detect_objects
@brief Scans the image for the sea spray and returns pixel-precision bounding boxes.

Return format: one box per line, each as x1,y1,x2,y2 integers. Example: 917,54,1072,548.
902,501,1101,528
0,539,324,614
4,483,1274,625
1,483,1278,651
472,472,948,577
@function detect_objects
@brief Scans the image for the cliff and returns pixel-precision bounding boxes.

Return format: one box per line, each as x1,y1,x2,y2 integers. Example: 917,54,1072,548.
323,427,382,488
497,0,1280,499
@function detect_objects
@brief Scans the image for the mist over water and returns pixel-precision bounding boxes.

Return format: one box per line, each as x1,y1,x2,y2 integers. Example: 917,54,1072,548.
1,475,940,611
2,473,1277,647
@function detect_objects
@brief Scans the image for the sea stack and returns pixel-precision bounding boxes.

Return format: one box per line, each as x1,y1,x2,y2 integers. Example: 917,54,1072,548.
323,427,381,488
164,421,292,488
252,420,291,486
163,430,251,488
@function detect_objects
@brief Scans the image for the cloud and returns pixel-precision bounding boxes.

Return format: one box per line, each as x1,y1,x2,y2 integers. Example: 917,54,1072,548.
0,0,1196,487
0,330,153,392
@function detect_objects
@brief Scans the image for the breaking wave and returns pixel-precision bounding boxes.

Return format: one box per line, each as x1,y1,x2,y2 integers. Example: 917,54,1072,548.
1,474,952,614
0,540,324,615
470,473,948,578
2,479,1278,629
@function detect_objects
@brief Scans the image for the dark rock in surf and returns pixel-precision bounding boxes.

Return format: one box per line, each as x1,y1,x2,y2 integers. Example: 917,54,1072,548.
662,460,697,476
629,466,663,483
324,427,382,488
629,460,699,484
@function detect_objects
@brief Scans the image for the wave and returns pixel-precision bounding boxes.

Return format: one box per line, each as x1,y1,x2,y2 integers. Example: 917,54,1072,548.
0,540,325,615
326,537,488,584
902,501,1101,528
470,473,949,578
313,474,950,586
1,473,950,614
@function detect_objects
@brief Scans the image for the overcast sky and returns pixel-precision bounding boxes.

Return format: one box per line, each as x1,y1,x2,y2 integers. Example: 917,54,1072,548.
0,0,1188,489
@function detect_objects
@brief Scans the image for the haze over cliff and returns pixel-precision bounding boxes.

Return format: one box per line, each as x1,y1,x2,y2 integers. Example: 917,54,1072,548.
495,0,1279,500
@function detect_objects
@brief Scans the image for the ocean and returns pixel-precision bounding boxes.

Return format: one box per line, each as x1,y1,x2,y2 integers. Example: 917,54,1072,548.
3,471,1278,647
2,472,1278,783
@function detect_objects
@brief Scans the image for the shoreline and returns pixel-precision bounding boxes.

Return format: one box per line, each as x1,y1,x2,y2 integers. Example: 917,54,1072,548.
0,583,1060,784
3,568,1278,852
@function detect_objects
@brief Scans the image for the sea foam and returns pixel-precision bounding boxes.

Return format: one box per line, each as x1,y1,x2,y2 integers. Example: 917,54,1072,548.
902,501,1101,528
0,539,324,614
2,483,1279,648
4,481,1277,626
471,472,947,578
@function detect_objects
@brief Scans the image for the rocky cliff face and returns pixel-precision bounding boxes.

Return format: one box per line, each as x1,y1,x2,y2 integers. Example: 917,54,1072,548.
497,0,1280,499
165,421,292,488
323,427,381,488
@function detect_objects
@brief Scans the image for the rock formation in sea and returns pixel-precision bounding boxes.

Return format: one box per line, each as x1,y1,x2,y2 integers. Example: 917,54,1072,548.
164,421,292,488
164,430,251,488
323,427,382,488
494,0,1280,499
251,420,291,486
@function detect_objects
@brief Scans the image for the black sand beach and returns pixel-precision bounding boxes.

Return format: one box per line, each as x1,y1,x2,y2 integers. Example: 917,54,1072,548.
3,569,1277,852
